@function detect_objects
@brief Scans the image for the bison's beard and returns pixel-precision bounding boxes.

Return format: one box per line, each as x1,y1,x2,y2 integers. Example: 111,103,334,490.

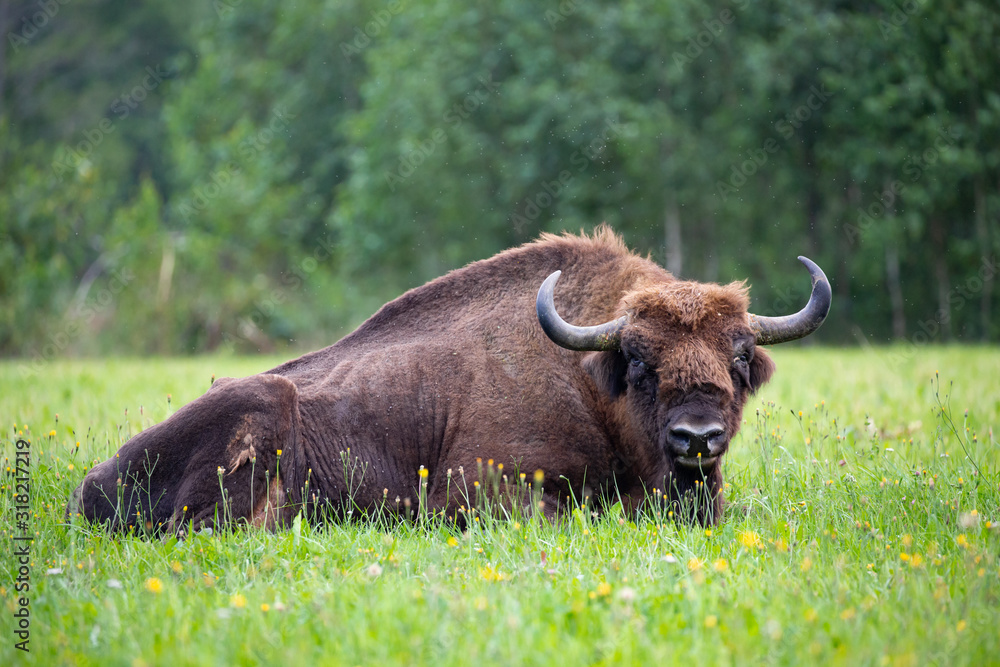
664,460,724,526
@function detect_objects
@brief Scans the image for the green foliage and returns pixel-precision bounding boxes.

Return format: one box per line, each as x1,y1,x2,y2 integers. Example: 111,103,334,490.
1,348,998,663
2,0,999,357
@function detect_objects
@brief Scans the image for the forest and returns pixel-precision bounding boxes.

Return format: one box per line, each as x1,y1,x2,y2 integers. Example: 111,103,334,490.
2,0,998,363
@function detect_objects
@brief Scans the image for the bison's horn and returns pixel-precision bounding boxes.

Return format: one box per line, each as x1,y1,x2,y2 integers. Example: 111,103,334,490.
748,256,832,345
536,271,627,351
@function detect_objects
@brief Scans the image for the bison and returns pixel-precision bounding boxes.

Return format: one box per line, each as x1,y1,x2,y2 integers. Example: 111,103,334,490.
68,227,830,529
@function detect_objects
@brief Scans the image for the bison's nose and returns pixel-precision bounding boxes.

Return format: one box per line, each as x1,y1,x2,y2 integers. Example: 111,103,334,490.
667,423,726,459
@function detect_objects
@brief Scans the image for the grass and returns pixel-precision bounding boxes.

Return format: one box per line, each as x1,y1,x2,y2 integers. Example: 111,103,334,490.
1,346,998,666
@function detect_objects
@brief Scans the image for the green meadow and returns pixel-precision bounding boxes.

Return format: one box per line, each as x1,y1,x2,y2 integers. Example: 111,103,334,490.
2,346,998,665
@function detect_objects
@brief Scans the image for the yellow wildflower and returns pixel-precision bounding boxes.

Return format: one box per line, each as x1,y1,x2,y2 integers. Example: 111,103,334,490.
144,577,163,594
738,530,764,550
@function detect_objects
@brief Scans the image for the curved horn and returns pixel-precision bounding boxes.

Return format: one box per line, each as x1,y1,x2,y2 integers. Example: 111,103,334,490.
536,271,627,351
748,256,832,345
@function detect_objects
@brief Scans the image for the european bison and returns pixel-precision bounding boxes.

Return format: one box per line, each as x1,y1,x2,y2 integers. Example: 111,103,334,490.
68,227,830,529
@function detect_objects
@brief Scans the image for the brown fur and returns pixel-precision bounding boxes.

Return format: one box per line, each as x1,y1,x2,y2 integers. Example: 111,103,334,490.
68,226,778,530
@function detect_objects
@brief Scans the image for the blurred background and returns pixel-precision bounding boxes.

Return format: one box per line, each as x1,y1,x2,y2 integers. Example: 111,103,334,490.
2,0,998,363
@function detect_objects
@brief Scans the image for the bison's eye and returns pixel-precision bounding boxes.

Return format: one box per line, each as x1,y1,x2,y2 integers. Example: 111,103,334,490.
629,357,646,371
733,352,749,366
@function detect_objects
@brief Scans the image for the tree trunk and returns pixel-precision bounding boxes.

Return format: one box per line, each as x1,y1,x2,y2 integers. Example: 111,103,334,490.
664,198,683,277
885,243,906,339
975,176,994,340
929,217,952,341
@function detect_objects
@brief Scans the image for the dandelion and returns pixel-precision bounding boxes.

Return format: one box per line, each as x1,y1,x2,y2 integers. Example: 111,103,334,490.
48,430,56,437
144,577,163,594
171,561,183,574
800,557,813,572
446,536,458,547
418,467,429,479
276,449,282,457
260,603,270,612
956,534,969,549
596,582,612,596
840,608,856,620
217,466,224,476
704,615,718,628
909,553,924,568
956,620,967,632
231,593,247,608
534,469,544,484
712,558,728,572
738,530,764,550
901,534,913,547
687,557,704,572
366,563,383,577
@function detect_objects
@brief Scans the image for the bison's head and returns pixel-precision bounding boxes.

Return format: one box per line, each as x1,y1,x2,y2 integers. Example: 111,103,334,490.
537,257,830,509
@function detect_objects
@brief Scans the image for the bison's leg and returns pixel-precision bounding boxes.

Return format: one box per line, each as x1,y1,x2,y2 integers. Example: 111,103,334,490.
67,374,303,533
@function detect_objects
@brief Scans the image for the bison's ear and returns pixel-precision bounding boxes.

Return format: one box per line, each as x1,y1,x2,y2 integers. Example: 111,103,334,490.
582,351,627,399
749,348,775,393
